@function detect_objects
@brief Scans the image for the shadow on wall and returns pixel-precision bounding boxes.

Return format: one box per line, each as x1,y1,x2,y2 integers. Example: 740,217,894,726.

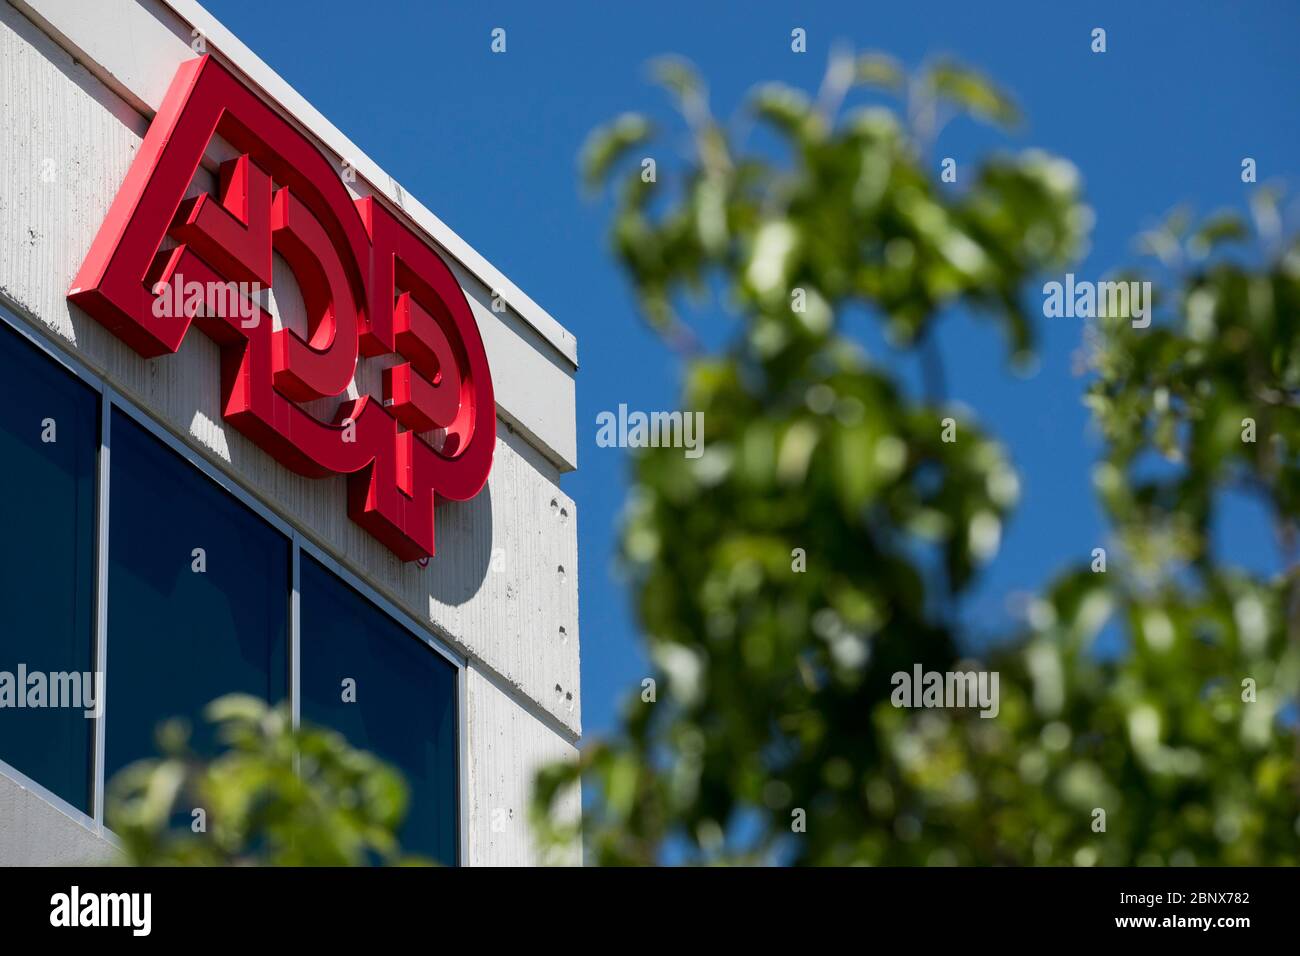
422,476,494,607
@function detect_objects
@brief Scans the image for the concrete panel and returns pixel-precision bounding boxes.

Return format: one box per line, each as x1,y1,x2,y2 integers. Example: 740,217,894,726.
465,664,580,866
0,768,119,866
0,3,580,735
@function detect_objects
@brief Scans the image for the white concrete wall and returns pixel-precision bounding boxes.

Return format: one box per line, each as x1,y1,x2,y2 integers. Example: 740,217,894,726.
0,768,119,866
0,0,580,865
466,665,582,866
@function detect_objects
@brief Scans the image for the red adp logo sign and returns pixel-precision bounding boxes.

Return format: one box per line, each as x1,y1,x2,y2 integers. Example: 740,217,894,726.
69,55,494,562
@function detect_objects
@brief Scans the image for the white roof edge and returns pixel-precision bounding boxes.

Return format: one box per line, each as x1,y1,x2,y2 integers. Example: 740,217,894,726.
161,0,578,369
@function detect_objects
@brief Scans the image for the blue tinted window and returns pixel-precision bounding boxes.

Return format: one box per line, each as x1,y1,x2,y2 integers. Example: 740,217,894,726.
105,410,288,777
0,322,97,811
300,554,458,864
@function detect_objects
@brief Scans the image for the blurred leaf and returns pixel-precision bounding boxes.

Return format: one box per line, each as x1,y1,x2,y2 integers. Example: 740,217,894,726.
854,52,905,91
926,60,1021,127
580,113,654,190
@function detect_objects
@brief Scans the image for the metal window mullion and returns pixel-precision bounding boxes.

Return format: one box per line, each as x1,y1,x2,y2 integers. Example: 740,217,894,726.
290,535,301,735
457,663,469,868
90,388,112,827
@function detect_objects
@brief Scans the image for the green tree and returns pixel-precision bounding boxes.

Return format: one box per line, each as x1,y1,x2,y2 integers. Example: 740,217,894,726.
532,52,1300,865
109,695,423,866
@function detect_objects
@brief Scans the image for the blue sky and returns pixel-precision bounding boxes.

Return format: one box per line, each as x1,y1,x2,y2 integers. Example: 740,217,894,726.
204,0,1300,738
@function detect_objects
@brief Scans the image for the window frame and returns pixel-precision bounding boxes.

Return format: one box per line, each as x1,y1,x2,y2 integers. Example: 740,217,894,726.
0,301,468,866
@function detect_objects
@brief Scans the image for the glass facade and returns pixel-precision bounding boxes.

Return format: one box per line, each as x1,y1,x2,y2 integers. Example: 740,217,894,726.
0,313,459,858
0,322,98,812
105,410,290,777
302,554,459,865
